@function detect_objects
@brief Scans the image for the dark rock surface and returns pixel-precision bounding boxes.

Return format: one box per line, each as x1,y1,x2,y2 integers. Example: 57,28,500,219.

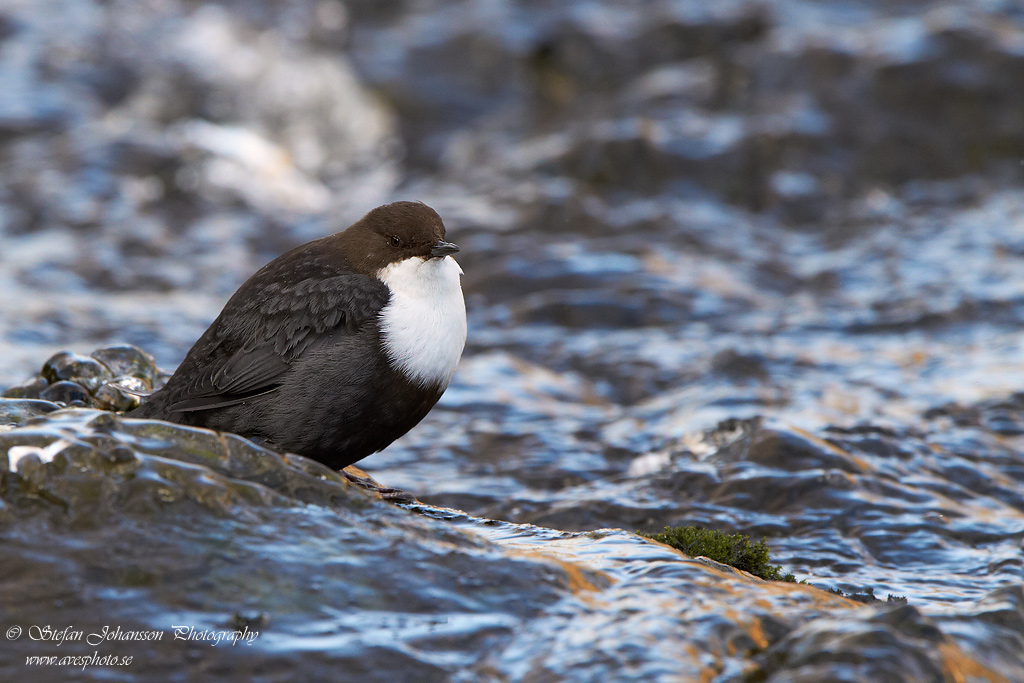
1,405,1021,681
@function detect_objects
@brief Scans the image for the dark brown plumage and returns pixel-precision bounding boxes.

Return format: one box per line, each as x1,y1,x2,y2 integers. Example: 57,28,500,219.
130,202,465,470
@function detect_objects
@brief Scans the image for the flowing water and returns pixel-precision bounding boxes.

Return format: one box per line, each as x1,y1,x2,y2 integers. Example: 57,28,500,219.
1,0,1023,680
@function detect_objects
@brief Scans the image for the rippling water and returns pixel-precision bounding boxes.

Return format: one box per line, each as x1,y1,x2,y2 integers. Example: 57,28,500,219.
1,0,1023,680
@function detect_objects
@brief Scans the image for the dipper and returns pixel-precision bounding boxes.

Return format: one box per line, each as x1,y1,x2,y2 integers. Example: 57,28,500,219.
131,201,466,471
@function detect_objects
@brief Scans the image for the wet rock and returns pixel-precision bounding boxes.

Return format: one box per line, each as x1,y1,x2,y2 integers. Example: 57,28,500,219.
0,398,60,428
0,376,48,399
1,405,1012,683
924,393,1024,436
41,351,112,392
712,419,865,474
92,377,148,412
754,604,949,681
9,345,163,412
39,380,91,406
90,344,160,385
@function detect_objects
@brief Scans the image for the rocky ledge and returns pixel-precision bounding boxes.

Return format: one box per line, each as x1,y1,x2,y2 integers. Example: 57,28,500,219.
0,346,1020,682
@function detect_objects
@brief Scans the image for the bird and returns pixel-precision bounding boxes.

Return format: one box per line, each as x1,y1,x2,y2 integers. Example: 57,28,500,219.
130,201,467,472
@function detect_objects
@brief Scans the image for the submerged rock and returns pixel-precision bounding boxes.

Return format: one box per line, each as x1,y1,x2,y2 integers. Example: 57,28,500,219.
0,398,60,428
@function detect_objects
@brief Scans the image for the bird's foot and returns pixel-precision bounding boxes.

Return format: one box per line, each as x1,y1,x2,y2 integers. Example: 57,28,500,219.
376,487,418,504
342,468,417,504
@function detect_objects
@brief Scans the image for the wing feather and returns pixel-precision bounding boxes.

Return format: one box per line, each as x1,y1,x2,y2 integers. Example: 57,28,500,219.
163,269,389,414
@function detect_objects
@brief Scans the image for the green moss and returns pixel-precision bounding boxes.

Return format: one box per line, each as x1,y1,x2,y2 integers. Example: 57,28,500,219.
642,526,796,582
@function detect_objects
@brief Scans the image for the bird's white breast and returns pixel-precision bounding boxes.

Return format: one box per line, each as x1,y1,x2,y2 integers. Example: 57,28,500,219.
376,255,467,388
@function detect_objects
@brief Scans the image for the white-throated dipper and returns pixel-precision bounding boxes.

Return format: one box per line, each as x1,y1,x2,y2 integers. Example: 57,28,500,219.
131,201,466,471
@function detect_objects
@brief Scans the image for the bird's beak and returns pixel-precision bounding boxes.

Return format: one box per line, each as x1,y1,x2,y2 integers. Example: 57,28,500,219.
430,240,460,258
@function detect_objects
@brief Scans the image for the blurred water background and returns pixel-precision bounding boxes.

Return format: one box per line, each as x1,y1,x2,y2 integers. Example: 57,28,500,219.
2,0,1024,680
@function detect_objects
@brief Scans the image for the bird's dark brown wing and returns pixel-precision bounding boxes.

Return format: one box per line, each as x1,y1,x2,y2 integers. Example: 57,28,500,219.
164,272,390,413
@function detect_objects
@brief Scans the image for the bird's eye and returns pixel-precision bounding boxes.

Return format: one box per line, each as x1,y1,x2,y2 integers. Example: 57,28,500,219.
390,235,400,247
